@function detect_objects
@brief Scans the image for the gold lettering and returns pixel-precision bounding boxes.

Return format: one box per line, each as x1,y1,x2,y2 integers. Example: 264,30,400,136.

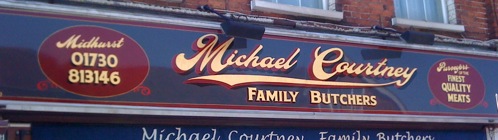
441,83,471,93
247,87,257,101
348,94,355,105
289,91,299,103
448,93,471,103
266,90,278,102
173,34,299,74
56,34,124,49
310,47,416,87
447,75,466,82
309,91,376,107
331,94,340,104
370,96,377,106
436,62,469,73
247,87,298,103
310,90,321,104
340,94,348,105
256,90,265,101
356,95,362,105
321,93,331,104
310,47,343,80
274,58,286,69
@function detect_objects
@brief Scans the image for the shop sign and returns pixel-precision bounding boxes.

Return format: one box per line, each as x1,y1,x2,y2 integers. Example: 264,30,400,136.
0,9,496,117
38,26,149,97
428,59,485,110
31,124,486,140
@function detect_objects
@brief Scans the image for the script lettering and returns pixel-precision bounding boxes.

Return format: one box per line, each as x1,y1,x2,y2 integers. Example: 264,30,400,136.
56,34,124,49
173,34,298,74
310,47,417,87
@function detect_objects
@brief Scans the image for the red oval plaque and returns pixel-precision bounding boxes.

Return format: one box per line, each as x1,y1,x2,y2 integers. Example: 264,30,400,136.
428,59,485,110
38,26,149,98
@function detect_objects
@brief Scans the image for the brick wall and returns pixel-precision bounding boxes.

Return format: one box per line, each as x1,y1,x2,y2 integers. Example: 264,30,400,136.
487,0,498,39
338,0,394,27
455,0,490,40
139,0,497,41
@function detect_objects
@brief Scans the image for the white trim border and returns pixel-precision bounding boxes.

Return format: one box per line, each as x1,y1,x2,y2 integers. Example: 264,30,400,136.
1,100,496,124
392,18,465,32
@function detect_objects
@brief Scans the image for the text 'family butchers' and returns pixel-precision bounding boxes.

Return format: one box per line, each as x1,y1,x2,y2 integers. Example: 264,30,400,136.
142,127,435,140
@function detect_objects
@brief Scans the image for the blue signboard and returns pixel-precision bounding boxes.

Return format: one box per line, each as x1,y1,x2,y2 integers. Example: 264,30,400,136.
1,8,498,117
32,124,485,140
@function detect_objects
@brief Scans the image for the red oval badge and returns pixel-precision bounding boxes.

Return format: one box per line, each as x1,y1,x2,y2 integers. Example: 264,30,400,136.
38,26,149,98
428,59,485,110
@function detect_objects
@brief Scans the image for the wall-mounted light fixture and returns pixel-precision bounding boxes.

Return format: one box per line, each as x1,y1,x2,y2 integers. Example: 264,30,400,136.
198,5,265,40
400,31,435,45
372,25,435,45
